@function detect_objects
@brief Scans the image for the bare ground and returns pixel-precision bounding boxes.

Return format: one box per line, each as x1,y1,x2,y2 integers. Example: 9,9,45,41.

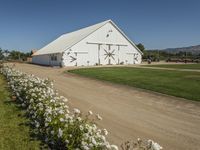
14,63,200,150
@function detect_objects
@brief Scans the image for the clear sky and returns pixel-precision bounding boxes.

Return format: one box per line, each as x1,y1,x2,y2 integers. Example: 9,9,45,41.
0,0,200,52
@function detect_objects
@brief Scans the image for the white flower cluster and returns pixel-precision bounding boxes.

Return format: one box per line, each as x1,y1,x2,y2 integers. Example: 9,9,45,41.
148,140,163,150
121,138,163,150
0,65,118,150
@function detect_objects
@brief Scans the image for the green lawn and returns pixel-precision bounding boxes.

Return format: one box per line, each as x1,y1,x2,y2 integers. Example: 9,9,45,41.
0,75,41,150
143,64,200,70
69,67,200,101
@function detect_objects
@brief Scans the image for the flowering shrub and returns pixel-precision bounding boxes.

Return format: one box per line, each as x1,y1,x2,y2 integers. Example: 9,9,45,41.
0,65,163,150
121,138,163,150
0,65,118,150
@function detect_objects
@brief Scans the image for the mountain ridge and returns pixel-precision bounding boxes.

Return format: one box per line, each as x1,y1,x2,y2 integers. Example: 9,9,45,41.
150,44,200,54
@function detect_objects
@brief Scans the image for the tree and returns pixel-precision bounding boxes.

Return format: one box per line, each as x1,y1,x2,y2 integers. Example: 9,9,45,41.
0,48,4,60
3,49,10,60
9,50,22,60
8,50,32,61
136,43,145,52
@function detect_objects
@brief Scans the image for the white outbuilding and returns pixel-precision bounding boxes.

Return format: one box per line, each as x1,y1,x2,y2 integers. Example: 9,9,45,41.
32,20,143,67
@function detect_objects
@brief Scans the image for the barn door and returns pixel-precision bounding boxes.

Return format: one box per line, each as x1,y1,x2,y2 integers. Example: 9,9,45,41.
133,53,139,64
63,49,89,66
77,52,89,66
62,49,77,66
99,45,117,65
126,53,139,64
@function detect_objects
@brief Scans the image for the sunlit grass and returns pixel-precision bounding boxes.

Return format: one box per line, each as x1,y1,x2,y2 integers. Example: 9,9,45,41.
143,64,200,70
69,67,200,101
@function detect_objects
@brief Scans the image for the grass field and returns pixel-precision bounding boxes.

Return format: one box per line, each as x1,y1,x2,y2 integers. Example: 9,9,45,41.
69,67,200,101
0,75,41,150
143,63,200,70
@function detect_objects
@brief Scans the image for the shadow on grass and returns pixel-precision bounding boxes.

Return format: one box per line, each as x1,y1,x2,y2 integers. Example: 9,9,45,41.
1,78,66,150
3,99,49,150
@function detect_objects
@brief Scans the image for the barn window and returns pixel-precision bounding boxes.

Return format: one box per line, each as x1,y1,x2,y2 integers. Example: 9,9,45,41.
51,55,57,61
51,56,54,61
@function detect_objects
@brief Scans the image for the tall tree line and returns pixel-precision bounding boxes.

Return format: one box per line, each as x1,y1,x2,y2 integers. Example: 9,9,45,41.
0,48,31,61
136,43,200,61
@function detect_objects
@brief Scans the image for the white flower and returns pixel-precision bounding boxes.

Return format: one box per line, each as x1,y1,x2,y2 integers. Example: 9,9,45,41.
148,140,163,150
59,118,64,122
58,128,63,138
65,139,69,144
83,145,89,150
110,145,118,150
77,117,82,121
88,110,93,115
73,108,80,114
64,105,69,109
21,103,26,107
35,122,40,128
103,129,108,135
96,114,102,120
58,109,64,114
51,130,54,135
79,125,84,131
91,138,97,145
63,98,68,102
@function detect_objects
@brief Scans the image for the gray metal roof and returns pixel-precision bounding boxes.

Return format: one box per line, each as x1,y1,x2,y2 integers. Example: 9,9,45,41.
33,19,143,56
33,20,110,55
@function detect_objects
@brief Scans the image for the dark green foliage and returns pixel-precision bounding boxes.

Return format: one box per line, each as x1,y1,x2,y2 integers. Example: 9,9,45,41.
0,48,4,60
136,43,145,52
0,48,31,61
8,50,31,61
143,50,200,62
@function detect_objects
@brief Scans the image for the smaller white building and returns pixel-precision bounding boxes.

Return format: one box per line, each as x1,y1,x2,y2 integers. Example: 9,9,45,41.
32,20,143,66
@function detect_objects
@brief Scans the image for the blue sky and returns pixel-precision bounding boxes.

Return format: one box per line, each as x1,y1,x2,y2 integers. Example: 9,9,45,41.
0,0,200,52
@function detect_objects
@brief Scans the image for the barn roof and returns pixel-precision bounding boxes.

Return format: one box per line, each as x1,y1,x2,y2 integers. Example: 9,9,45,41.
34,20,142,56
33,20,109,55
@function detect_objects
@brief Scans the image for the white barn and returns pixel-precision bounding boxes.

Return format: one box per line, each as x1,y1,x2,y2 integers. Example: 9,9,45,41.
32,20,142,67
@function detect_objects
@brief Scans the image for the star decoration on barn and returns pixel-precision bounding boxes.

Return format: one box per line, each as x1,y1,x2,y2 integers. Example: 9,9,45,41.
134,55,138,61
65,49,77,65
70,56,77,63
134,54,139,62
104,49,115,60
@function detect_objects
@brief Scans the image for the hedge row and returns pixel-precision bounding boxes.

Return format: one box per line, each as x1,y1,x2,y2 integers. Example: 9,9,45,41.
0,65,118,150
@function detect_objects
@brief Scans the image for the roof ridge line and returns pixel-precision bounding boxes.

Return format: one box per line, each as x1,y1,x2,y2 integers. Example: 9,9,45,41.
61,19,111,37
61,20,111,52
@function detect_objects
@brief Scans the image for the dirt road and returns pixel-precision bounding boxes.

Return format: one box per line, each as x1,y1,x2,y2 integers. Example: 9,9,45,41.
15,63,200,150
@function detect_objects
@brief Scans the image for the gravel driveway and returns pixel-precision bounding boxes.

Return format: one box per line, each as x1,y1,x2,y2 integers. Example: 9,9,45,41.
14,63,200,150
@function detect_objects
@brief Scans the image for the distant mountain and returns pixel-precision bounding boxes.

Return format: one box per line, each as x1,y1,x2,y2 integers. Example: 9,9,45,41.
149,45,200,54
162,45,200,54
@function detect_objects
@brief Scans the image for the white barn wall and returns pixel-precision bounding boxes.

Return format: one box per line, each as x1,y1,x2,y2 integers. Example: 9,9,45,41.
62,22,142,66
32,55,50,66
32,53,62,66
